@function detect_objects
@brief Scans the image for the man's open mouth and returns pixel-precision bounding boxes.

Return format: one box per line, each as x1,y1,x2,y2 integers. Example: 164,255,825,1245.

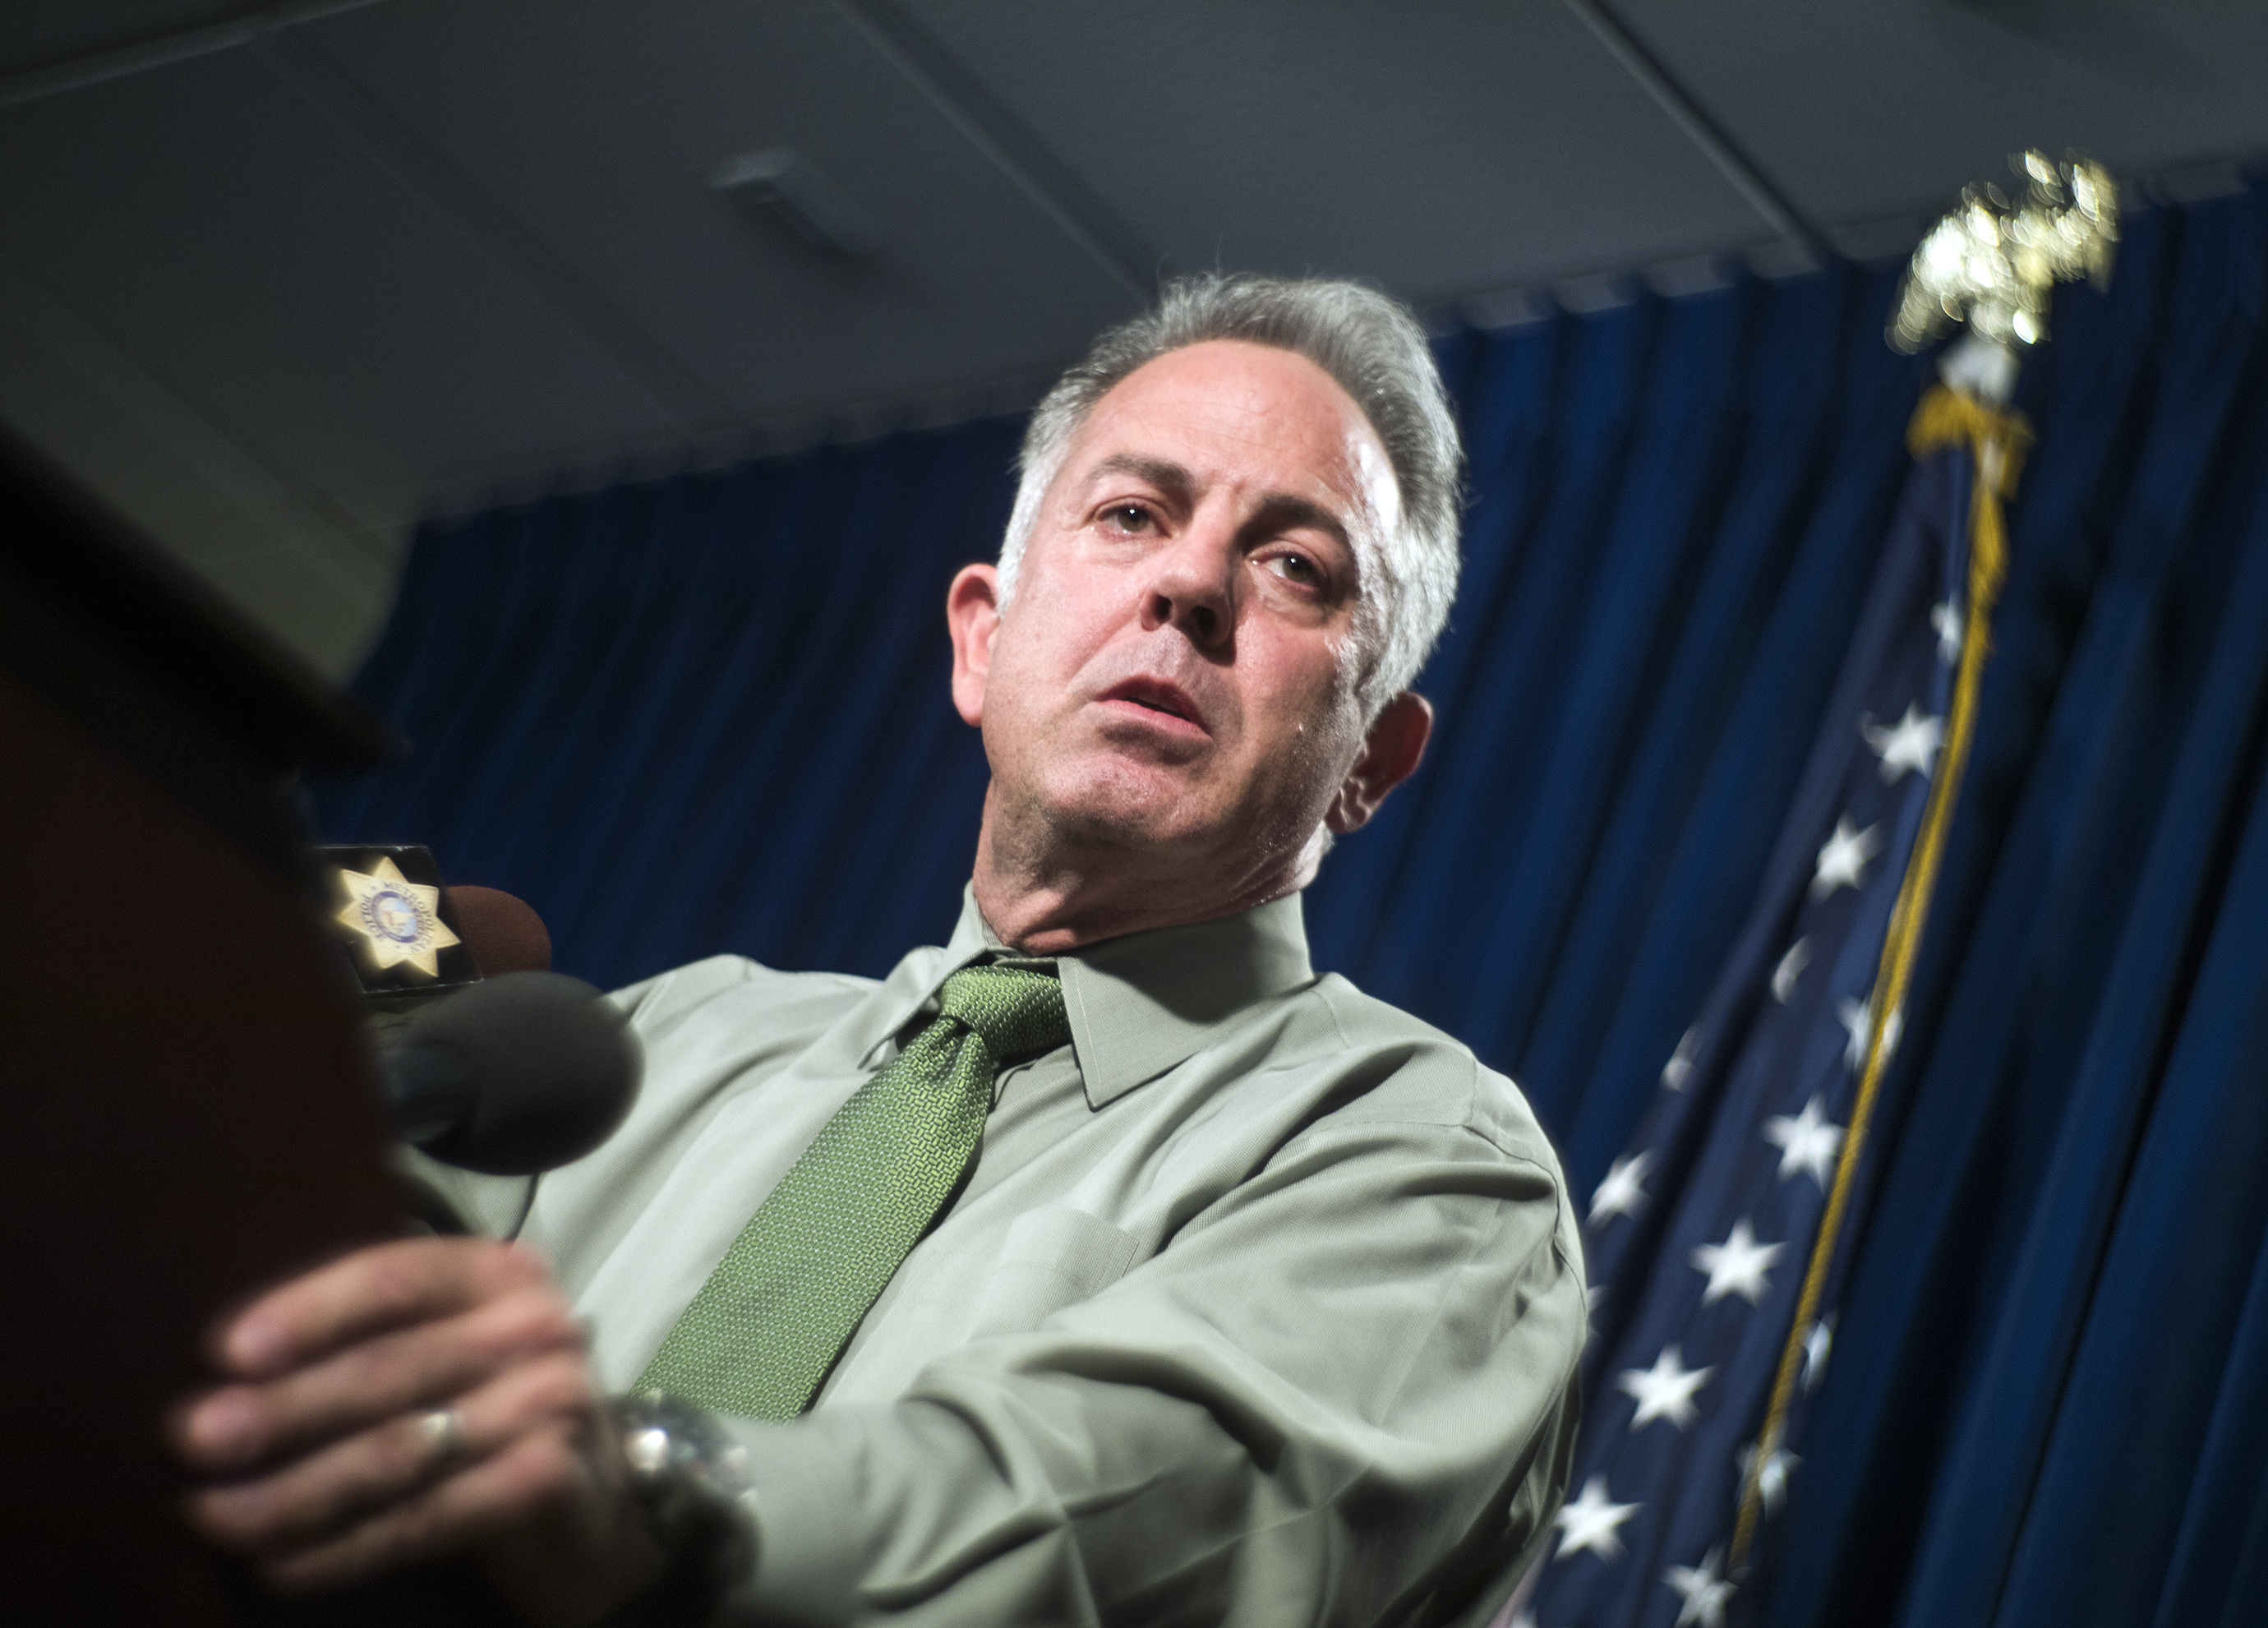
1100,678,1206,732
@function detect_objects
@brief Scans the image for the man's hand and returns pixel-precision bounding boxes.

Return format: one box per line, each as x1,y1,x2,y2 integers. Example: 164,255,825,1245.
173,1237,665,1625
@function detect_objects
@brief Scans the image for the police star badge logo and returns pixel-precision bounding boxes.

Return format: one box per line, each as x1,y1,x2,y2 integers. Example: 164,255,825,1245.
333,856,461,978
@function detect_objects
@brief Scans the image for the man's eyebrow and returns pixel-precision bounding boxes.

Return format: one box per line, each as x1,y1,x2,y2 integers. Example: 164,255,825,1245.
1247,492,1353,555
1081,454,1355,555
1082,453,1196,505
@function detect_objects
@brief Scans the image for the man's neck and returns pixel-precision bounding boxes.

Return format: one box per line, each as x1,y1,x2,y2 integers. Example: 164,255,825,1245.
970,797,1322,955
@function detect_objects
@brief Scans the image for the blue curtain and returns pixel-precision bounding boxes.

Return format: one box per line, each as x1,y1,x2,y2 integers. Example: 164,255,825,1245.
310,178,2268,1628
317,419,1018,987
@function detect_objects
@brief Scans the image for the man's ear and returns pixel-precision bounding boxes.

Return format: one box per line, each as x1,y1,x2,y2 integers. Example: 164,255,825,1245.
947,564,1003,727
1325,691,1432,835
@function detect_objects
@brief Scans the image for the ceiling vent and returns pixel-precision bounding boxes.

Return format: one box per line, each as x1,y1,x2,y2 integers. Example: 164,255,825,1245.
711,148,882,262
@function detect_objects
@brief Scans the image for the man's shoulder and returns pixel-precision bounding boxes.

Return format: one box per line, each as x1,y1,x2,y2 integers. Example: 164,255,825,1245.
1298,972,1560,1171
610,951,878,1026
608,951,909,1060
612,952,884,1016
610,942,966,1068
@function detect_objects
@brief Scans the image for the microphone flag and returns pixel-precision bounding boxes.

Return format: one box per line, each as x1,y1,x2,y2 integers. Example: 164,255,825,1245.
1518,384,2031,1628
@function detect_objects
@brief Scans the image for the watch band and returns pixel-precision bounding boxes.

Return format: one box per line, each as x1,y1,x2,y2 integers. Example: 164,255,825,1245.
603,1390,759,1626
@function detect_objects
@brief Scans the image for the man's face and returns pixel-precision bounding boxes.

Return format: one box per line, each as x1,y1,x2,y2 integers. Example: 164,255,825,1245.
951,339,1411,899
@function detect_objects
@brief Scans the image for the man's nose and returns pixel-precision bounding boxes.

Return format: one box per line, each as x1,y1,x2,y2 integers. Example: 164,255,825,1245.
1139,527,1236,649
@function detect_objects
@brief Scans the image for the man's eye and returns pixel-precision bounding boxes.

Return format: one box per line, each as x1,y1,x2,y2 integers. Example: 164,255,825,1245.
1101,504,1155,533
1265,553,1319,584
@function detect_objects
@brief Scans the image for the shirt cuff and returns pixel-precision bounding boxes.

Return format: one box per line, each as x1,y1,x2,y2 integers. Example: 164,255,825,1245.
717,1411,871,1625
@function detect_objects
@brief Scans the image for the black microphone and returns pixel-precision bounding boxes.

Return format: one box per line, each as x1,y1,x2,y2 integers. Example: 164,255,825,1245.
377,970,641,1174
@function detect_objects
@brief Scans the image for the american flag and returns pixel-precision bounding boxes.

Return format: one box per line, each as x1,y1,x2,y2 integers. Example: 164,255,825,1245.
1516,384,2023,1628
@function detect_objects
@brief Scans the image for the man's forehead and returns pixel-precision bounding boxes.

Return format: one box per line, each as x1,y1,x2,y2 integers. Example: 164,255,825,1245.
1061,341,1395,519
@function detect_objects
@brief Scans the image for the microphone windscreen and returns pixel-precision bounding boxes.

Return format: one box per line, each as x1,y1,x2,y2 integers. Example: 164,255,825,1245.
444,884,551,977
387,971,638,1174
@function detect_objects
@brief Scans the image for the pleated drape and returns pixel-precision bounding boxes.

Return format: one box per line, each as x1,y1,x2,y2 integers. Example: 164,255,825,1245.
317,417,1018,986
310,177,2268,1628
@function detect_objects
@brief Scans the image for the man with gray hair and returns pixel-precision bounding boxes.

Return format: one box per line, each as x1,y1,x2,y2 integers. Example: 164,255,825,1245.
174,274,1586,1627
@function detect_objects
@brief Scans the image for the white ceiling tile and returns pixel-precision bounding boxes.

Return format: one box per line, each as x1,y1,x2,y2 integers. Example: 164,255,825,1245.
0,44,687,496
899,0,1777,298
301,0,1145,438
1612,0,2268,226
0,1,249,78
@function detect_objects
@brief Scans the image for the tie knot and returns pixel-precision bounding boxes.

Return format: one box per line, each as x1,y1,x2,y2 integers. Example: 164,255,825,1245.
938,964,1070,1063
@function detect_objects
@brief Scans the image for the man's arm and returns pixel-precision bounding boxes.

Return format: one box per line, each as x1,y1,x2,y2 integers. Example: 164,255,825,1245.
175,1105,1581,1626
714,1111,1583,1626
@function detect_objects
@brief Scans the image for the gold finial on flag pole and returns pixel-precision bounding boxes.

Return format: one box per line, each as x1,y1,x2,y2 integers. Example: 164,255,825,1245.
1890,151,2119,358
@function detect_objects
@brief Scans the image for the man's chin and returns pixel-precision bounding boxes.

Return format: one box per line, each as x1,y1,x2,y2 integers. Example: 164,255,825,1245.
1042,799,1204,854
1029,763,1216,851
1086,708,1213,765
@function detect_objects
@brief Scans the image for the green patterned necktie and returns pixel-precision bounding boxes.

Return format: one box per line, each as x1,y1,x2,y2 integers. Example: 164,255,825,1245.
638,962,1068,1418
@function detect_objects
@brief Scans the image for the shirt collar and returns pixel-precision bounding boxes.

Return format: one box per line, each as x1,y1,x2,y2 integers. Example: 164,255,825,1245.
920,886,1317,1108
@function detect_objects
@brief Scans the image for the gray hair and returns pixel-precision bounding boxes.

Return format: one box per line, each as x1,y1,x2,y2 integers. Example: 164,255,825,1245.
998,273,1464,716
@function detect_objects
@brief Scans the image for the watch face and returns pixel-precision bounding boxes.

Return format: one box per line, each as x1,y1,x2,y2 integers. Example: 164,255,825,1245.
620,1391,754,1498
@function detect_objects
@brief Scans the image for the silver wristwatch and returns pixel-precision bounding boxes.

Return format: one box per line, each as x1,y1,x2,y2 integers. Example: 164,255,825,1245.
606,1391,759,1626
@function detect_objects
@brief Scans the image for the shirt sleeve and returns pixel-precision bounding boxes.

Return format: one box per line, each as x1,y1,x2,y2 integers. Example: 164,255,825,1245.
711,1109,1586,1628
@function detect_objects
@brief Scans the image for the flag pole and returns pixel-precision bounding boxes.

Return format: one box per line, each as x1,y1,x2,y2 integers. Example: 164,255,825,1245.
1731,383,2028,1567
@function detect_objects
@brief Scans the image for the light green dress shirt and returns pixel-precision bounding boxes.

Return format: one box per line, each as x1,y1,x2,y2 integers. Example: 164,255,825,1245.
419,889,1585,1627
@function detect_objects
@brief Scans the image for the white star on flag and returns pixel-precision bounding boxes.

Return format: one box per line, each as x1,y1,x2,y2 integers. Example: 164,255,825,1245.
1737,1438,1802,1516
1590,1151,1653,1224
1837,995,1874,1070
1810,816,1883,899
1770,936,1811,1003
1861,703,1944,782
1552,1474,1642,1562
1664,1546,1736,1628
1763,1094,1845,1186
1931,597,1963,665
1801,1314,1835,1393
1662,1026,1700,1091
1692,1218,1785,1306
1616,1344,1714,1430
